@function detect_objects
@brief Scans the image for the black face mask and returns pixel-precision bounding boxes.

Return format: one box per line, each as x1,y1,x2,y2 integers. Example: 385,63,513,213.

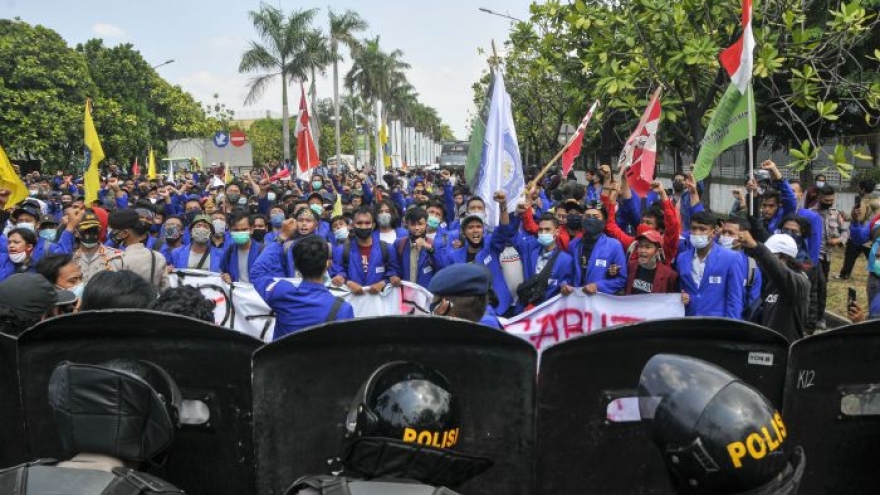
582,217,605,237
353,227,373,240
227,193,241,205
248,204,258,213
79,230,100,246
819,202,832,210
251,229,267,242
185,210,200,225
672,181,685,193
566,214,582,231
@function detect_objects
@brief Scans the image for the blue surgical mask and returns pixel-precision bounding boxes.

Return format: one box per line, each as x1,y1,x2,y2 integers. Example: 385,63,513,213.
310,204,323,216
39,229,56,241
427,216,441,230
537,233,555,247
334,227,349,240
312,181,323,190
270,213,285,227
68,282,84,299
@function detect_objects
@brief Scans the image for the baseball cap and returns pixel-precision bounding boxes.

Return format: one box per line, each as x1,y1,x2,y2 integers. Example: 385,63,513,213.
636,229,663,246
765,234,798,258
428,264,490,296
108,209,140,230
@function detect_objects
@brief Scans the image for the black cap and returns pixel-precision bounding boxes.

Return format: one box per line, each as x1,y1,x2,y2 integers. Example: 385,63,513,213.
108,208,140,230
0,273,57,322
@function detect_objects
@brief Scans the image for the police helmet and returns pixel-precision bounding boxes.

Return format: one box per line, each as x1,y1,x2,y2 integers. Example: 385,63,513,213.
639,354,789,494
49,359,182,463
345,361,461,450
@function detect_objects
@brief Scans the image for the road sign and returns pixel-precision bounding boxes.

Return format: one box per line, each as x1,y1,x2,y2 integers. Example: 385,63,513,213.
230,129,246,147
213,131,229,148
557,123,576,146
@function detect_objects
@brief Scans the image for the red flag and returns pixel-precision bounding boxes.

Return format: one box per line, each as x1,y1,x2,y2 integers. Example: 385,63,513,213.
295,85,320,179
131,157,140,177
561,100,600,177
619,87,662,198
269,169,291,182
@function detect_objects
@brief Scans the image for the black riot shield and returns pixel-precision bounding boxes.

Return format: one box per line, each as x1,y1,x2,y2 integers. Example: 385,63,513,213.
537,317,789,495
253,316,537,495
0,332,26,468
16,310,261,495
783,321,880,495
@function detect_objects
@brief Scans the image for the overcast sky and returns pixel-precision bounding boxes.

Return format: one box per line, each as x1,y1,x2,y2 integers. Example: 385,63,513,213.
7,0,533,139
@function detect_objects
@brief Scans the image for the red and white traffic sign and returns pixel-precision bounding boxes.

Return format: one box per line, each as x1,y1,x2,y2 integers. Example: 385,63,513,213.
230,129,247,147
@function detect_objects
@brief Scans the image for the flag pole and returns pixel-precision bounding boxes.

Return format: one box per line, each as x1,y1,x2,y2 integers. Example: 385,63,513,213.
527,101,601,194
747,82,755,216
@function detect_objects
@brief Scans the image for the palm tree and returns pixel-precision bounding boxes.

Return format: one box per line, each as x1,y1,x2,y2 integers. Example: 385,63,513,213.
300,29,333,152
329,9,367,169
239,5,318,161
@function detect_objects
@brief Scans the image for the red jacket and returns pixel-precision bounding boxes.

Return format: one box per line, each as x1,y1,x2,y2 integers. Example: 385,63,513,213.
625,259,679,295
602,196,680,264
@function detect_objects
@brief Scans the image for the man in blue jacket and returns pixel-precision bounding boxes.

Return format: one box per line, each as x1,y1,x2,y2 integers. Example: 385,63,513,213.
256,235,354,340
330,207,400,295
169,214,223,271
758,160,797,233
514,211,573,309
389,207,448,289
221,211,263,283
676,211,745,318
562,202,627,295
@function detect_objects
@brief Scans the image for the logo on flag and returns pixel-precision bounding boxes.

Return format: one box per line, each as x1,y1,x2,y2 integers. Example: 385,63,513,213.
619,88,662,197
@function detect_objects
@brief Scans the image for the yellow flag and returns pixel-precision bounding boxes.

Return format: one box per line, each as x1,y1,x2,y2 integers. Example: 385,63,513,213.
0,144,27,210
83,99,105,205
147,147,157,179
379,122,388,145
225,163,232,184
332,189,343,217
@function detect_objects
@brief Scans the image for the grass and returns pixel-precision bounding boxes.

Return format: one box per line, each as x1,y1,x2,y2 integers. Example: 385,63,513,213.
826,245,868,320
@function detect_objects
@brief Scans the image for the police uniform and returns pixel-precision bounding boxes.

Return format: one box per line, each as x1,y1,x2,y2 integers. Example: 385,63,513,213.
74,244,121,285
110,242,168,291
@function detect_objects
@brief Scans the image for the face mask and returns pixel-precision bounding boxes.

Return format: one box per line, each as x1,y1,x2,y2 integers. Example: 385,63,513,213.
672,182,685,193
377,213,392,228
79,233,99,249
111,231,127,245
149,197,158,204
212,219,226,235
231,231,251,245
815,181,825,189
537,233,555,247
39,229,56,241
238,197,248,206
353,227,372,240
312,181,323,190
191,227,211,244
9,251,27,263
267,192,276,202
819,202,831,210
248,204,258,213
270,213,285,227
28,189,38,197
68,282,84,299
582,217,604,237
718,235,736,249
334,227,350,240
149,224,161,234
310,204,323,216
251,228,267,242
16,222,35,232
566,214,581,231
690,234,711,249
226,193,241,205
185,210,200,225
61,202,71,209
164,225,182,240
427,216,441,230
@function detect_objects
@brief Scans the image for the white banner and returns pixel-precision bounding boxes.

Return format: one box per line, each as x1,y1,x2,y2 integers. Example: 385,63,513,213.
169,270,433,342
501,292,685,351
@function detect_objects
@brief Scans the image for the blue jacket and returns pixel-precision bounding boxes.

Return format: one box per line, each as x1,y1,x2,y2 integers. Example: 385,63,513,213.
220,241,264,282
447,222,516,314
480,306,503,330
676,243,745,318
250,235,316,283
734,250,763,318
514,234,574,304
766,180,798,233
568,235,627,294
170,245,224,272
260,280,354,340
330,239,401,286
797,207,823,265
394,236,449,288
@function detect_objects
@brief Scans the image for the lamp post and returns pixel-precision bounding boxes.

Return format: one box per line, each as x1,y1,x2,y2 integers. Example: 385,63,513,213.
477,7,524,23
151,59,175,70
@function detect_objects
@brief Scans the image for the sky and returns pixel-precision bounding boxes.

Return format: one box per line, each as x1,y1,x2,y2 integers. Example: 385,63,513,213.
6,0,533,140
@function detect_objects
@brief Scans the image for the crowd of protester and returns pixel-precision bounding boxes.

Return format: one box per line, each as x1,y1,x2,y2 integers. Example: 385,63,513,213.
0,158,871,341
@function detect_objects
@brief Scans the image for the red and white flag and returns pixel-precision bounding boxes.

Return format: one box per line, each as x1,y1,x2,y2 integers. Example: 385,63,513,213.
619,87,662,198
561,99,600,177
295,85,320,180
131,157,140,177
719,0,755,94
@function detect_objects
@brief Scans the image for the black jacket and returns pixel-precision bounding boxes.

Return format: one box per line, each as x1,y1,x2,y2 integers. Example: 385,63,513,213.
745,243,810,342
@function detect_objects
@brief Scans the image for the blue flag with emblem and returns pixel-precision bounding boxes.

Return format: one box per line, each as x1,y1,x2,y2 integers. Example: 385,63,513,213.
474,70,524,227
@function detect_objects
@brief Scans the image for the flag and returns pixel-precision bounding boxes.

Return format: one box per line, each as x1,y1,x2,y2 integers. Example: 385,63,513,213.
380,121,391,167
465,69,494,185
131,157,140,177
147,147,157,180
561,100,600,177
295,85,320,180
694,0,756,180
269,169,291,182
83,99,105,205
0,144,27,210
332,190,343,217
619,88,662,197
224,163,232,184
474,71,525,227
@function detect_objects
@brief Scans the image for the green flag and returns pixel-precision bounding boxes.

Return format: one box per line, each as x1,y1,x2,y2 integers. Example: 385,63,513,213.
465,70,494,185
693,83,756,181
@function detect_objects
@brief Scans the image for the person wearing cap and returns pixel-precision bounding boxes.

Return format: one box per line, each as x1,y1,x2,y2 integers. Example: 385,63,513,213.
73,210,121,284
108,208,169,291
623,229,678,295
0,273,75,335
169,214,223,272
738,229,810,341
511,211,573,310
428,264,501,329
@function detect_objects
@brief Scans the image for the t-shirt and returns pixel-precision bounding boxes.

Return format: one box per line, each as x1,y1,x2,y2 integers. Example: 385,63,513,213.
188,248,210,270
358,244,372,274
237,246,250,283
631,265,656,294
379,230,397,245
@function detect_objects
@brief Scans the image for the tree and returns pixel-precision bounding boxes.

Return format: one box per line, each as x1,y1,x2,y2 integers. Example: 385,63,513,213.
248,118,293,168
329,9,368,168
240,5,319,161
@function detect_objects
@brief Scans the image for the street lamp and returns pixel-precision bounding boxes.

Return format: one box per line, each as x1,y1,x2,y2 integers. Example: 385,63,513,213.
151,59,175,70
478,7,524,23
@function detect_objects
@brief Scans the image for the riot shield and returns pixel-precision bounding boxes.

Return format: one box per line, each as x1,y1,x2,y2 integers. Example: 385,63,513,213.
0,332,26,468
17,310,261,495
537,317,789,495
253,316,537,495
783,321,880,495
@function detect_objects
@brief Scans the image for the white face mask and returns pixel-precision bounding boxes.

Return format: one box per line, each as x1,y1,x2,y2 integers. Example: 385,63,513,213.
211,219,226,235
718,235,736,249
9,251,27,263
16,222,35,233
815,181,825,189
690,234,711,250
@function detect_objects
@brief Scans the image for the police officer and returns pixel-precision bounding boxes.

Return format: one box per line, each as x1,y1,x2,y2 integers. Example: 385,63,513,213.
0,359,185,494
72,210,120,285
285,361,492,494
108,209,168,291
639,354,805,495
428,263,501,329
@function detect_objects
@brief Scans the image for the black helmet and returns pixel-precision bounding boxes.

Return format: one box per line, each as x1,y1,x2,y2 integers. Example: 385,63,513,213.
49,359,181,463
639,354,790,494
345,361,461,450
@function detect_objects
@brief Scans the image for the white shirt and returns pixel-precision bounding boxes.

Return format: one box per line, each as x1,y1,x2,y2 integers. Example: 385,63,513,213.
692,249,708,288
